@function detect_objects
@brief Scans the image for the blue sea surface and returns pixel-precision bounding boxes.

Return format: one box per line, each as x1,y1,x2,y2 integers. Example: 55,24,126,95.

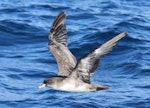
0,0,150,108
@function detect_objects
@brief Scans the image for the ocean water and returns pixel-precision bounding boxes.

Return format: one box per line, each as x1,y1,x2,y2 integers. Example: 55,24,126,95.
0,0,150,108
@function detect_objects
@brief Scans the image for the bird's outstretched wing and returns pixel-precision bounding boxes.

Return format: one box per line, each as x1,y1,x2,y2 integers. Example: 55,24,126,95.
71,31,127,83
48,11,77,76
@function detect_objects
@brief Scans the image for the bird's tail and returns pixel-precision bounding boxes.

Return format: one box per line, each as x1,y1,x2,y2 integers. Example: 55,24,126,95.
96,84,109,91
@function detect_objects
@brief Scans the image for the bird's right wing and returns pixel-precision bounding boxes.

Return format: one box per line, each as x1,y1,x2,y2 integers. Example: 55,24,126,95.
71,31,127,83
48,11,77,76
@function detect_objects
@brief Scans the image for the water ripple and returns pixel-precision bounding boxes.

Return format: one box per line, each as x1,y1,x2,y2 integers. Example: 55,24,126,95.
0,0,150,108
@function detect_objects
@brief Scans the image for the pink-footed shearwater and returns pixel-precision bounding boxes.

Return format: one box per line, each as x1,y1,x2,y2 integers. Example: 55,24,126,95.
38,11,127,92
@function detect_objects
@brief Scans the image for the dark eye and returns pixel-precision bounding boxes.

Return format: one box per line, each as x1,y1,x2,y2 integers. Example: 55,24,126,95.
43,79,52,84
43,80,48,84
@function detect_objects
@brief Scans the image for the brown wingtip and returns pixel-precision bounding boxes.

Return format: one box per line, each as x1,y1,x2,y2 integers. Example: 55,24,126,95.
59,11,65,15
50,11,66,34
123,30,128,35
120,31,127,38
118,31,127,37
124,30,128,33
49,11,66,41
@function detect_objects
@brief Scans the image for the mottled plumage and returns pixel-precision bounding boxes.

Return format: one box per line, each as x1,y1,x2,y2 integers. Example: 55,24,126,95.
38,11,127,92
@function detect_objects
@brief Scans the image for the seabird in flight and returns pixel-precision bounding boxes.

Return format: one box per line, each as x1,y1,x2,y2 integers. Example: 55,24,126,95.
38,11,127,92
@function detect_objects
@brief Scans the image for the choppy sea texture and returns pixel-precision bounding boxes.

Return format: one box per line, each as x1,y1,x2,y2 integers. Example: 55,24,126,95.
0,0,150,108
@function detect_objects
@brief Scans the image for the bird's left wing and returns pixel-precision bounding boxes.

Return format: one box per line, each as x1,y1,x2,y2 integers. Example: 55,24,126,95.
71,31,127,83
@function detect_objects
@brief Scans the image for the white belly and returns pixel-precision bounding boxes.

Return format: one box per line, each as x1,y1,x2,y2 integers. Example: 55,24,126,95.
51,80,90,92
60,84,87,92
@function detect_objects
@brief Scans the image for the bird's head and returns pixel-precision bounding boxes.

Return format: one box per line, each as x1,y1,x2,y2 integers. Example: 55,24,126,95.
38,78,53,89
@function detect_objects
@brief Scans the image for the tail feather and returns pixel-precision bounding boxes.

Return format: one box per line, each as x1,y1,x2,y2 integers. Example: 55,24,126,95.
96,85,109,91
90,84,109,91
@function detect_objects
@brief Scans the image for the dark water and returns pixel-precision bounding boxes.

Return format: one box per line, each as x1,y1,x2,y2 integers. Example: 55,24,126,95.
0,0,150,108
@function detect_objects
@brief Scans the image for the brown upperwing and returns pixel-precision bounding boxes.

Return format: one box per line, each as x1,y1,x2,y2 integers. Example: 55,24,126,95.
48,11,77,76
